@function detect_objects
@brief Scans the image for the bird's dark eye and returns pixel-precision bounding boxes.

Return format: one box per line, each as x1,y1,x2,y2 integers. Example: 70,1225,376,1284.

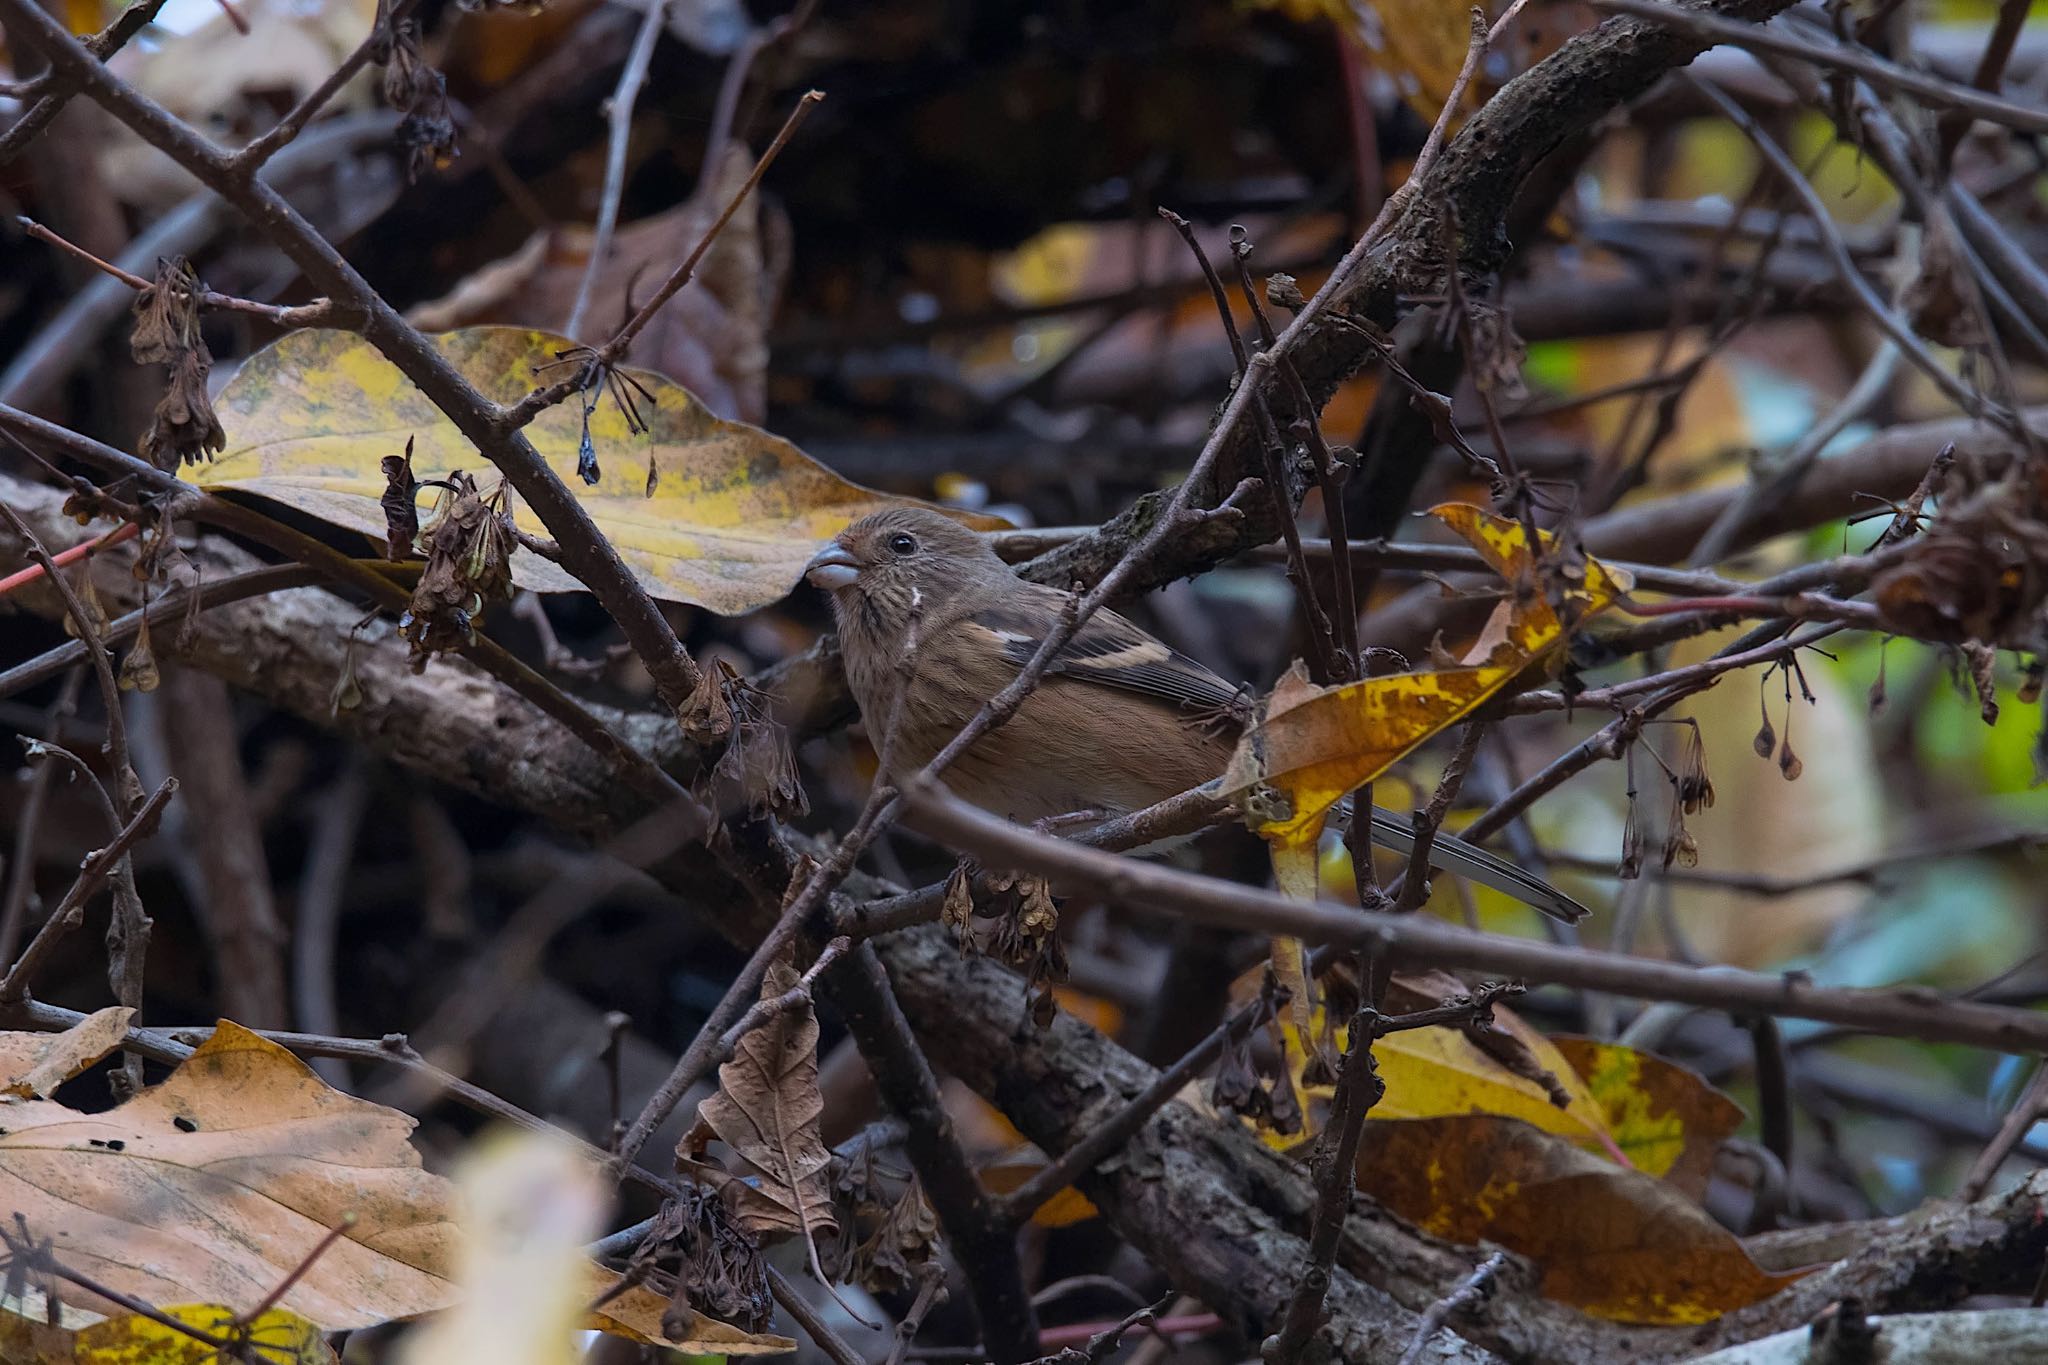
887,533,918,556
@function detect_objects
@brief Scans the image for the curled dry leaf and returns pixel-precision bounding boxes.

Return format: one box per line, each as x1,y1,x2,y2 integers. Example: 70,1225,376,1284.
398,472,515,670
845,1176,945,1297
678,961,838,1247
191,327,1006,614
0,1022,785,1353
0,1007,135,1100
633,1185,773,1337
1353,1116,1805,1324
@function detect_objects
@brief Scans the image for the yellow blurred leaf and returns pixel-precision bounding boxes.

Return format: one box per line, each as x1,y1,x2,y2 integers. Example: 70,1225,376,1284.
1552,1037,1746,1199
0,1007,132,1099
0,1022,778,1352
0,1300,335,1365
1359,0,1476,122
1354,1116,1805,1323
977,1162,1102,1228
193,328,1006,615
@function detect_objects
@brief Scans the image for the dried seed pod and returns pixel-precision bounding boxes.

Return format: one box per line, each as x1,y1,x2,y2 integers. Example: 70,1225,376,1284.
118,615,159,693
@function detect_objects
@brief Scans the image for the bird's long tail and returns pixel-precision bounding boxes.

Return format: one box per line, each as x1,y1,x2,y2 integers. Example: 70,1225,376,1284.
1332,802,1589,924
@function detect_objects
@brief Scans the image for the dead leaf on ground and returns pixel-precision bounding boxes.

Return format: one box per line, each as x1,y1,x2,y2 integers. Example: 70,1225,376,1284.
0,1021,784,1352
0,1007,133,1099
1354,1116,1806,1323
191,327,1006,615
408,145,781,425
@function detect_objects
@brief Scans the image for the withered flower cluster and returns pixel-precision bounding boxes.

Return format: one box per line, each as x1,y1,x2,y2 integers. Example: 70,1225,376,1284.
832,1148,945,1298
943,865,1069,1028
131,256,224,470
700,661,807,821
1874,468,2048,653
374,9,456,181
397,471,515,669
634,1186,773,1338
1209,974,1302,1136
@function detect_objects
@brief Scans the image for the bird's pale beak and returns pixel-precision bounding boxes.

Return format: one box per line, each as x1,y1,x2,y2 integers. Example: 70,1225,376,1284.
804,541,861,590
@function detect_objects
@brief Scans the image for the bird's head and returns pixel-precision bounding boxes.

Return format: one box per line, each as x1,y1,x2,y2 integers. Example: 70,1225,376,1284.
804,506,1002,626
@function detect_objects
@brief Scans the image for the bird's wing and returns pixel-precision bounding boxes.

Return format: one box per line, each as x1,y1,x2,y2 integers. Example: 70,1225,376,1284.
965,596,1245,716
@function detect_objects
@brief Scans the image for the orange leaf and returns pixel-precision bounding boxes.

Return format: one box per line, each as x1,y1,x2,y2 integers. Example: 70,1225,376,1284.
1354,1116,1805,1323
977,1162,1101,1229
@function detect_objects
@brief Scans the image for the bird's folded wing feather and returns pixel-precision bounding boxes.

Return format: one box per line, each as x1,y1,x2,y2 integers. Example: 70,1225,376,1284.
966,598,1244,715
969,596,1589,924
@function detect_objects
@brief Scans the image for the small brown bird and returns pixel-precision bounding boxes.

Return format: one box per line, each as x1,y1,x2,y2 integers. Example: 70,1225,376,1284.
807,506,1585,922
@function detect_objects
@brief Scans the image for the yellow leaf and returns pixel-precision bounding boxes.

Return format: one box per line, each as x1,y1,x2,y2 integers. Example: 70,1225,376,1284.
0,1299,336,1365
1259,999,1619,1164
1222,505,1626,844
192,328,1006,615
1373,1020,1610,1144
0,1022,783,1353
1356,0,1478,124
1552,1038,1746,1198
0,1007,133,1098
977,1162,1101,1229
1354,1116,1805,1323
1223,657,1525,846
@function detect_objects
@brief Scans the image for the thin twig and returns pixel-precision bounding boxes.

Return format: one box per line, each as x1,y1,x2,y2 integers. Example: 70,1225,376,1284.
228,0,426,175
0,778,175,1004
1686,73,2015,434
901,779,2048,1054
1395,1252,1507,1365
998,1000,1265,1222
504,91,826,427
0,669,85,964
1963,1062,2048,1200
1269,997,1386,1359
16,217,335,325
564,0,670,338
1599,0,2048,136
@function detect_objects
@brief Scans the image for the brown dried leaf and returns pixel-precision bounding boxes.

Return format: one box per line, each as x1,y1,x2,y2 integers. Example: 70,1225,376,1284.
0,1022,778,1350
0,1007,134,1099
845,1176,944,1296
381,437,420,560
398,472,514,670
678,962,838,1245
1550,1037,1745,1201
